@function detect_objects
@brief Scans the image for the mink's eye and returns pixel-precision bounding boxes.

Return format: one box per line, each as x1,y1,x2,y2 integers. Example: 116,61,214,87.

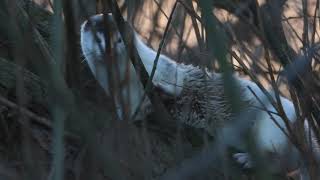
96,38,102,44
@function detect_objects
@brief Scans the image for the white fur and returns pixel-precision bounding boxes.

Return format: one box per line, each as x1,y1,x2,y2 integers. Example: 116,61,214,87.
81,14,146,119
80,14,296,144
237,78,297,153
80,14,186,95
80,14,318,176
80,14,189,120
132,32,186,95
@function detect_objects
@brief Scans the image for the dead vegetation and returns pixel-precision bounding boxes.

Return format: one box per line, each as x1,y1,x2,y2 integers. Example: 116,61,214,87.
0,0,319,179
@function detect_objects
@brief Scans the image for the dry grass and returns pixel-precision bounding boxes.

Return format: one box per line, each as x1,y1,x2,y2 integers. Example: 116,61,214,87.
0,0,319,179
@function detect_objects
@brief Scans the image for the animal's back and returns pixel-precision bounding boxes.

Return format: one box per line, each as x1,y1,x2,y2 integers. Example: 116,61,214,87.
235,77,298,153
168,68,298,154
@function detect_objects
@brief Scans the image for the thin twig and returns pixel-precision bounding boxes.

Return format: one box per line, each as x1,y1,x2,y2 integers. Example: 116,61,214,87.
147,1,178,94
231,51,278,109
311,0,320,46
185,0,205,51
132,1,179,120
106,0,177,133
282,15,320,21
0,94,79,141
302,0,310,51
151,0,201,60
282,14,304,45
177,0,202,23
247,86,290,139
264,48,295,139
